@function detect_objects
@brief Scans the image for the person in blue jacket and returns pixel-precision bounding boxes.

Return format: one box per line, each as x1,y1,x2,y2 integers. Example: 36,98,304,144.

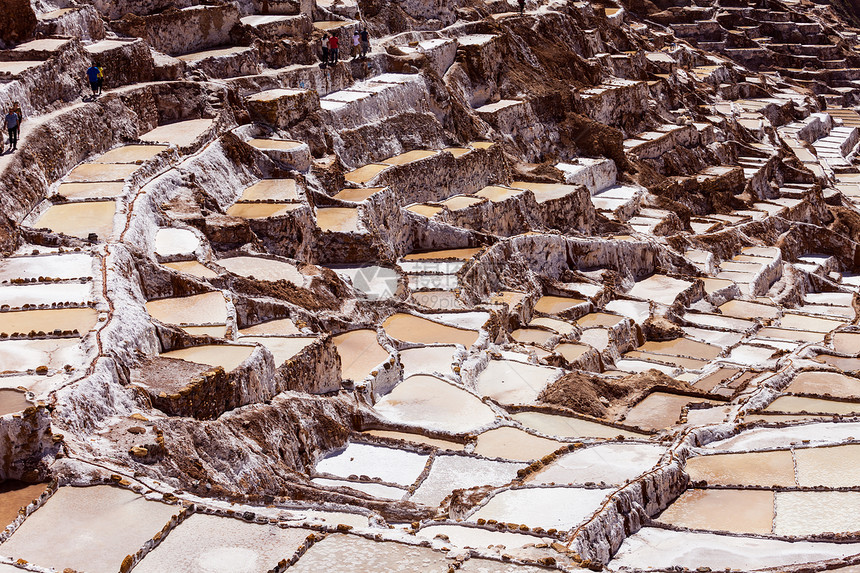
5,109,20,152
86,64,101,97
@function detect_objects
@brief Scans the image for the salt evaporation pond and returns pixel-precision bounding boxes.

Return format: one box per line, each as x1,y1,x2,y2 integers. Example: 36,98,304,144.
685,450,796,486
286,534,450,573
765,395,860,415
398,345,457,377
418,524,540,550
383,313,479,346
163,260,219,279
511,328,555,346
226,203,302,219
373,375,495,433
238,179,299,202
0,282,92,308
708,421,860,451
469,486,610,531
0,486,178,573
33,201,116,240
528,317,575,335
362,430,464,451
0,253,92,281
316,207,361,233
240,336,315,365
239,317,301,336
154,228,199,257
160,344,254,371
332,329,389,381
218,256,305,284
332,265,400,299
511,411,645,439
528,443,664,486
656,489,774,534
0,338,84,372
410,454,524,506
473,426,563,461
719,299,780,320
476,359,561,405
95,144,167,164
533,295,586,314
139,118,213,147
628,274,692,306
608,527,860,571
0,482,47,527
134,514,312,573
315,442,427,486
312,478,405,499
774,491,860,536
145,291,227,325
0,389,31,416
795,444,860,487
0,307,98,335
623,392,715,431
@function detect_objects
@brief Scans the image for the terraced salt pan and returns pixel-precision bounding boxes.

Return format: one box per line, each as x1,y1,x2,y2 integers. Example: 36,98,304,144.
406,204,442,217
628,274,693,306
774,491,860,536
180,325,227,338
218,256,304,284
382,150,439,165
33,201,116,240
608,527,860,571
93,145,167,164
528,317,575,335
398,345,457,378
344,164,389,185
656,489,774,534
177,46,254,61
0,253,92,281
312,478,405,499
639,338,722,360
146,291,227,326
316,207,362,233
528,443,664,486
726,344,778,366
0,61,41,76
512,411,644,439
779,313,846,332
533,295,586,314
0,338,84,372
57,181,126,200
719,299,780,320
685,450,796,486
710,422,860,451
765,395,860,415
460,561,552,573
798,304,855,319
555,343,591,363
333,187,384,202
805,292,855,306
383,313,479,346
238,318,302,337
315,442,427,486
139,119,214,147
134,514,312,573
476,359,561,405
576,313,624,328
374,375,495,433
833,332,860,355
469,487,610,531
332,329,389,381
683,312,755,331
474,426,564,461
511,328,555,346
286,534,450,573
410,455,524,506
0,486,179,573
756,327,824,343
65,162,140,182
240,336,315,365
623,392,715,431
154,228,199,257
614,359,676,376
0,482,47,528
605,299,650,322
784,370,860,397
226,202,303,219
0,282,92,308
363,430,464,451
0,307,98,335
418,525,540,550
332,265,399,300
0,390,30,415
683,327,745,348
795,444,860,487
442,195,485,210
161,344,254,371
162,260,219,279
579,328,610,351
401,248,482,261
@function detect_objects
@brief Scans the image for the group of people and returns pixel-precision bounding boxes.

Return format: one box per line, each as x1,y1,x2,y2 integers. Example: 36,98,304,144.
320,28,370,67
3,103,23,154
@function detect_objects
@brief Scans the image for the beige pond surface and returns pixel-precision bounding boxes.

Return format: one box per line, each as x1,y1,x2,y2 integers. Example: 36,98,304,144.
511,328,555,346
374,375,495,433
181,325,227,338
774,491,860,536
779,313,845,332
34,201,116,240
56,182,126,200
94,145,167,164
382,150,438,165
316,207,361,233
418,524,540,551
406,204,441,218
362,430,465,451
333,187,384,202
576,312,624,328
65,163,139,183
623,392,715,431
0,338,84,373
402,248,481,261
241,336,315,365
0,486,178,573
0,307,98,335
528,443,664,486
795,444,860,487
657,489,774,534
469,487,610,531
0,389,30,416
239,318,301,336
474,426,563,461
0,482,47,528
162,261,219,279
624,350,707,370
719,299,780,320
226,202,302,219
287,534,450,573
218,256,304,284
332,329,390,381
145,291,227,326
383,313,479,346
239,179,299,202
529,317,574,335
476,359,559,405
475,185,524,202
140,119,214,147
556,343,590,362
833,332,860,355
442,195,485,210
533,295,586,315
764,395,860,415
512,411,644,439
785,370,860,398
161,344,255,371
628,274,692,306
685,450,796,487
0,61,41,76
639,338,721,360
344,164,389,184
398,345,457,378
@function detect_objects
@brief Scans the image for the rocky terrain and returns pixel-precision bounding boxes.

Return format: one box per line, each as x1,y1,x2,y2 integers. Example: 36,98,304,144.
1,0,860,570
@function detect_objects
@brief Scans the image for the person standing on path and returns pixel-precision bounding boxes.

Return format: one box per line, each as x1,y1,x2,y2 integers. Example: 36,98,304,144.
96,64,105,95
352,29,360,59
320,35,329,68
5,108,20,152
86,64,101,97
518,0,525,14
360,28,370,59
328,33,339,65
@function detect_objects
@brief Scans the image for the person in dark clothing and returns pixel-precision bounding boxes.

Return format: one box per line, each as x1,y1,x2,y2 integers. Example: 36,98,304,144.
5,109,20,152
96,64,104,95
518,0,525,14
86,64,100,96
328,33,339,65
321,35,329,67
360,28,370,59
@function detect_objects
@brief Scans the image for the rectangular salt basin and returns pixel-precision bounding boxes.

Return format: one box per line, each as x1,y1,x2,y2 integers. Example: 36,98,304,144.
0,482,48,528
795,444,860,487
785,370,860,398
134,514,312,573
469,487,610,531
316,207,361,233
833,332,860,355
238,179,299,202
160,344,254,371
240,336,315,365
382,150,439,165
609,527,860,571
476,359,561,405
383,313,478,346
410,455,524,506
139,119,214,147
286,534,450,573
685,450,796,487
707,421,860,451
764,395,860,415
0,486,179,573
474,426,564,461
0,307,98,335
0,253,92,281
639,338,721,360
512,411,644,439
94,145,168,164
332,329,389,381
401,248,482,261
65,163,140,183
719,299,780,320
145,291,227,326
333,187,384,202
780,313,845,332
56,182,126,199
362,430,464,451
226,203,302,219
533,295,586,315
622,392,715,431
628,274,692,306
33,201,116,240
682,312,755,331
0,282,92,308
775,491,860,536
0,338,83,373
417,524,539,551
528,443,664,486
217,256,304,284
315,442,428,486
312,478,405,499
656,489,774,534
344,164,389,184
162,261,219,279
